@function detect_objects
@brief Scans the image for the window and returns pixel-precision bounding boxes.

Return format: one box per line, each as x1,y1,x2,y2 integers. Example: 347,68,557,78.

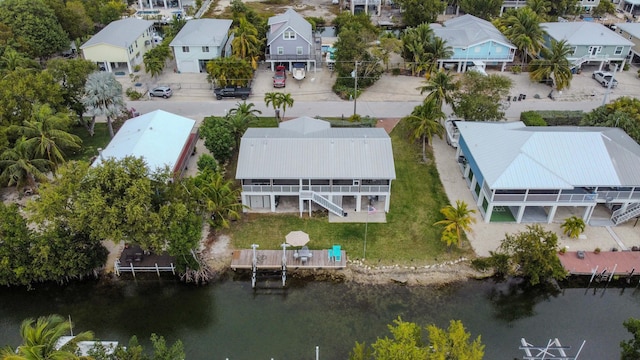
615,46,624,55
571,46,577,55
128,45,133,54
182,46,189,53
277,46,284,55
283,30,296,40
202,46,210,52
296,46,303,55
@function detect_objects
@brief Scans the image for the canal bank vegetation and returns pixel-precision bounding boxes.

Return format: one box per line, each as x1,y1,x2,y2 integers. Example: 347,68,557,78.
226,119,475,265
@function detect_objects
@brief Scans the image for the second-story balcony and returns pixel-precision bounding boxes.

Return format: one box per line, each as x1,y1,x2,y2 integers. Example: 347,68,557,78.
241,184,390,194
265,53,314,61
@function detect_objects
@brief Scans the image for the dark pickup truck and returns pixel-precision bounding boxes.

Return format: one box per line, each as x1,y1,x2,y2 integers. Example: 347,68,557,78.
214,86,251,100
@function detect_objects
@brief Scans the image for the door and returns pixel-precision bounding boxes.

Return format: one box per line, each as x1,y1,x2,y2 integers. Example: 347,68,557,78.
589,46,599,56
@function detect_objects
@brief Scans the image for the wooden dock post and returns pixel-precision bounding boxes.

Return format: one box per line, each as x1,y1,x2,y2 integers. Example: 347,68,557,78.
130,262,136,278
251,244,259,289
281,243,289,287
155,263,160,277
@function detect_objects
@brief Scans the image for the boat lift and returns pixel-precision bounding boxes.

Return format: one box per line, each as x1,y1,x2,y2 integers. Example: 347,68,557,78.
520,338,585,360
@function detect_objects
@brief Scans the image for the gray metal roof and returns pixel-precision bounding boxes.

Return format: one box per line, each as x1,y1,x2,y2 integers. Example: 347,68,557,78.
542,22,634,46
267,9,312,46
615,23,640,39
169,19,232,47
236,117,396,180
431,14,516,49
457,122,640,189
81,18,155,49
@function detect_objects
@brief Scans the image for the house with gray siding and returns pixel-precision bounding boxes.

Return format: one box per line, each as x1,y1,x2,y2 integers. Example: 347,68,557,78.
455,121,640,225
170,19,233,73
615,23,640,64
236,117,396,219
266,9,321,72
542,22,634,70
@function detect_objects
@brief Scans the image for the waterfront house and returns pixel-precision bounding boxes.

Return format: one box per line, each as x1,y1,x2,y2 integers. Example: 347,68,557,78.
236,117,396,218
93,110,198,178
542,22,634,70
430,15,517,73
81,18,156,74
170,19,233,73
455,121,640,225
266,9,321,72
500,0,601,15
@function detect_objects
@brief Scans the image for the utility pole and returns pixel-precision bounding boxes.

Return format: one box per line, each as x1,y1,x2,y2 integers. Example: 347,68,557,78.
602,63,619,106
352,61,359,117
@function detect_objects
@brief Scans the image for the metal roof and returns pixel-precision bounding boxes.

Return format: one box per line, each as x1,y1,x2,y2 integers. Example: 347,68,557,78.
81,18,155,49
615,23,640,39
169,19,232,47
457,122,640,189
267,9,313,46
431,14,516,49
542,22,634,46
93,110,195,173
236,117,396,180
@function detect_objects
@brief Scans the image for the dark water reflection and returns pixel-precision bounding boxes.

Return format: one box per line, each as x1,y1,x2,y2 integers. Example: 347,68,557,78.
1,276,640,359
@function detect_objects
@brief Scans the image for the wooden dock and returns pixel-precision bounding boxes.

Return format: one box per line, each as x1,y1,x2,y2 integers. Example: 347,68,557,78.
115,245,176,277
230,249,347,270
559,251,640,276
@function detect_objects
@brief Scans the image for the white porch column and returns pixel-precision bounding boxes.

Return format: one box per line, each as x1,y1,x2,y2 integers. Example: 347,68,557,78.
484,205,493,223
148,0,153,9
241,194,249,213
547,205,558,224
138,0,143,8
106,62,113,72
270,194,276,212
163,0,168,8
356,195,362,212
126,58,133,74
299,198,304,217
583,205,592,222
476,185,484,207
501,62,506,72
516,206,526,223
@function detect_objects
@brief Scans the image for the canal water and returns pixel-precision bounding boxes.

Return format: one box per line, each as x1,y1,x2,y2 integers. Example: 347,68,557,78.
1,276,639,359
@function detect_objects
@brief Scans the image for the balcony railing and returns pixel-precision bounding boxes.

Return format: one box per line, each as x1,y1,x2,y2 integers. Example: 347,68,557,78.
351,0,381,5
242,184,390,193
266,54,313,61
597,190,640,201
491,192,597,203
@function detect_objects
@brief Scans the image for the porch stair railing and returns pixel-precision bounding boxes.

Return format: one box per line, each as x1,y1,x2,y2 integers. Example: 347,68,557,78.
611,203,640,225
300,191,345,217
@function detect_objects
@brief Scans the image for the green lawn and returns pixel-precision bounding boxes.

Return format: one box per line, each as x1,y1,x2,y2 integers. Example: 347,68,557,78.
225,120,475,265
68,123,111,162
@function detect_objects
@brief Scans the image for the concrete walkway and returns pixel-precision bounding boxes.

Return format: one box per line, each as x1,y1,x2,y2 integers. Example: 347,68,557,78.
431,136,640,257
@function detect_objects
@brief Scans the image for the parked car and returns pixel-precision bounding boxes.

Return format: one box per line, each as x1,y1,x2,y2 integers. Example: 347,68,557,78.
273,65,287,88
214,86,251,100
149,86,173,98
592,71,618,88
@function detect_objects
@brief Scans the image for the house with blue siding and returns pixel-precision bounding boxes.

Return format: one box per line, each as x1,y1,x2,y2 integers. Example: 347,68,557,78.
169,19,233,73
455,121,640,225
542,22,634,70
266,9,321,72
430,15,516,73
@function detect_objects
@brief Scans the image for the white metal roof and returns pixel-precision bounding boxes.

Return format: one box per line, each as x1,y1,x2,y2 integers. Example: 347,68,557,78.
542,22,634,46
169,19,232,47
236,117,396,180
81,18,154,49
457,122,640,189
93,110,195,173
431,14,516,49
615,22,640,38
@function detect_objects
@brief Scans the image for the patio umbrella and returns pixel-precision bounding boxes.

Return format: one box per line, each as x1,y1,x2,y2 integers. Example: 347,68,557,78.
285,230,310,247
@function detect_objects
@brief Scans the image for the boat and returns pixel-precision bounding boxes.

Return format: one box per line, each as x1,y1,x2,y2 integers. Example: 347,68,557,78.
292,63,306,80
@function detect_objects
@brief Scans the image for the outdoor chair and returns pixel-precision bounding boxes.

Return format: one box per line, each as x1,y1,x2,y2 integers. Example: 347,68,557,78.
332,245,341,262
327,249,334,261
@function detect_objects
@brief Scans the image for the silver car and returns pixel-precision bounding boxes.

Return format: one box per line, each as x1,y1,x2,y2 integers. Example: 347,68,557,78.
150,86,172,98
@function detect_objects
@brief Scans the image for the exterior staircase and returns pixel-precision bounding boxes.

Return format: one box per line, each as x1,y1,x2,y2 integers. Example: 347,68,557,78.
300,191,345,217
611,203,640,225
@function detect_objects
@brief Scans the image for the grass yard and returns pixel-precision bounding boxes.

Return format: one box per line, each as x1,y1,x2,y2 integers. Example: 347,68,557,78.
224,120,475,265
68,123,111,162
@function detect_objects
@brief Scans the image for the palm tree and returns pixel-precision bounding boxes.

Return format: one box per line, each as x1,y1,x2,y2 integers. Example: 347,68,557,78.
561,216,586,239
82,72,126,138
143,52,164,80
226,112,251,147
231,17,263,70
403,98,445,163
526,0,551,19
0,137,51,191
279,93,295,119
424,36,453,76
528,39,573,91
264,92,283,121
433,200,477,248
190,170,244,229
417,70,458,110
401,23,433,76
229,101,262,120
1,314,93,360
499,7,546,66
12,104,82,169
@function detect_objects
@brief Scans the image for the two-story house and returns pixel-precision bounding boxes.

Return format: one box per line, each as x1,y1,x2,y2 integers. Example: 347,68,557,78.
169,19,233,73
500,0,601,15
430,15,516,73
81,18,156,74
236,117,396,219
615,23,640,63
455,121,640,226
266,9,321,72
542,22,634,70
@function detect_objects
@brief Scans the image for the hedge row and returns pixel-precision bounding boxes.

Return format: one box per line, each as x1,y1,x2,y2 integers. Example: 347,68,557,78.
520,110,585,126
